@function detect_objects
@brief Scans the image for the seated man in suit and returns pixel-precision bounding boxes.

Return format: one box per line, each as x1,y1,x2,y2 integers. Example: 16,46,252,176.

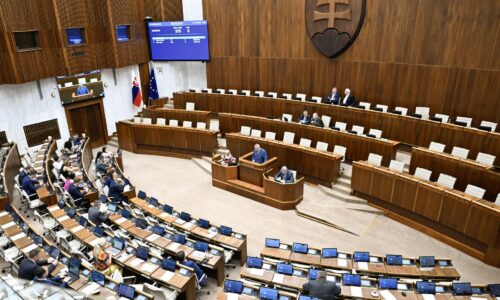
174,251,207,287
310,113,324,128
340,88,356,106
303,270,341,300
21,172,41,200
88,200,108,226
68,177,88,207
252,144,268,164
108,177,127,203
19,249,58,281
297,110,311,124
18,166,33,185
274,166,295,183
326,87,340,104
34,266,67,288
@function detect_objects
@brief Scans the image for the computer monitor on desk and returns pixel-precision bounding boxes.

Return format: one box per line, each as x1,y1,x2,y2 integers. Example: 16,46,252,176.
118,283,135,300
224,279,244,294
419,256,436,267
293,242,308,254
386,254,403,265
265,238,280,248
322,248,338,258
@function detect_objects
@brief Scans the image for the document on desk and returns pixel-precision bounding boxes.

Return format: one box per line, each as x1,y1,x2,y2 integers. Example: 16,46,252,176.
70,225,84,233
279,244,288,250
161,270,175,282
141,263,157,273
146,234,159,242
11,232,26,241
115,217,127,224
191,251,206,259
129,258,144,267
226,293,239,300
422,294,436,300
168,242,181,251
207,231,218,239
0,211,8,217
272,274,285,284
183,222,195,229
159,212,171,219
337,258,348,267
48,206,59,212
118,253,130,262
81,282,101,295
250,268,265,276
22,243,39,253
350,286,363,298
57,215,70,222
1,221,15,229
174,218,186,225
470,297,485,300
357,262,369,270
379,290,396,300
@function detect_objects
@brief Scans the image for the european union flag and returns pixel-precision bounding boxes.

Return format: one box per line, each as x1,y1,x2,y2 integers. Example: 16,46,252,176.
148,68,159,100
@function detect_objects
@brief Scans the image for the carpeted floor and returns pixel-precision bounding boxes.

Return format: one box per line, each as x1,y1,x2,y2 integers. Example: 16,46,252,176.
120,150,500,297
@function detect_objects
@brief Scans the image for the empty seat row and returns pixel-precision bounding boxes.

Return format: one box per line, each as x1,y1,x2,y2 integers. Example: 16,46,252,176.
428,141,496,166
133,117,211,130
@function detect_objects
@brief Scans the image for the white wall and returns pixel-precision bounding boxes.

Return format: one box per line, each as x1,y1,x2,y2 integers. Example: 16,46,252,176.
0,65,143,154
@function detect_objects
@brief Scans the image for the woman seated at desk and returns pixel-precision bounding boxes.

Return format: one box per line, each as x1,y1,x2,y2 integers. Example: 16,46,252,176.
219,151,237,166
93,239,122,277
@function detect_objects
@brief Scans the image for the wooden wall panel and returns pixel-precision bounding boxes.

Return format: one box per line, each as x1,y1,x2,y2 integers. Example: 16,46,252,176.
204,0,500,126
160,0,184,21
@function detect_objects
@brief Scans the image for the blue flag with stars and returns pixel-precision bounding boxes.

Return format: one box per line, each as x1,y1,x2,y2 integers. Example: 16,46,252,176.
148,68,159,100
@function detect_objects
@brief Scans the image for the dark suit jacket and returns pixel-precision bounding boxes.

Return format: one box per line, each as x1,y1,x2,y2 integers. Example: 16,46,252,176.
303,280,341,300
297,115,311,124
68,183,86,202
310,117,324,128
19,258,55,280
340,94,356,107
326,92,340,104
274,170,294,183
88,206,107,226
252,149,268,164
18,170,29,185
109,180,126,203
21,175,39,198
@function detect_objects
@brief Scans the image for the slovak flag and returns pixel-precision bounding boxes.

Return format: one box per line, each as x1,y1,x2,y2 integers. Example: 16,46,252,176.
131,72,142,107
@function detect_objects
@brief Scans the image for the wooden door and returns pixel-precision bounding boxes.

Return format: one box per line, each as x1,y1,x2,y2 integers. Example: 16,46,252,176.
65,98,108,148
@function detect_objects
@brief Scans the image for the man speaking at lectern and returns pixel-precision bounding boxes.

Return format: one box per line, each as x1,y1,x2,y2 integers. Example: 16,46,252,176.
252,144,268,164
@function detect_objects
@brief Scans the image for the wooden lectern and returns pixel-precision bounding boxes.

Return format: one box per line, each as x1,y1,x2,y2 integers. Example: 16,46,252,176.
238,151,277,186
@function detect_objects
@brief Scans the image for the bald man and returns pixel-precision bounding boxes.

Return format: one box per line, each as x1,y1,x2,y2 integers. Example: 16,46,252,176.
252,144,268,164
341,88,356,107
303,270,341,300
274,166,294,183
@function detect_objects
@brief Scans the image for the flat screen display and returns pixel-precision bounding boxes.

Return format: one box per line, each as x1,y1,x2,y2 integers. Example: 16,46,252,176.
265,238,280,248
259,287,279,300
416,281,436,294
386,254,403,265
293,243,308,254
246,257,263,269
148,21,209,61
343,274,361,286
379,278,398,289
322,248,338,258
224,279,244,294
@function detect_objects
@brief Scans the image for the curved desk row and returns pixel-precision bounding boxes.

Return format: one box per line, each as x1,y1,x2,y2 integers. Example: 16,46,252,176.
225,133,342,186
219,113,399,166
351,161,500,267
116,120,218,158
1,143,20,210
141,107,211,128
173,92,499,164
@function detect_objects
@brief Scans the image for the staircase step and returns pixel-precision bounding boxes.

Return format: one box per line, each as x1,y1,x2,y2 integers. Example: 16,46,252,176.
335,177,351,187
330,183,352,194
317,185,368,205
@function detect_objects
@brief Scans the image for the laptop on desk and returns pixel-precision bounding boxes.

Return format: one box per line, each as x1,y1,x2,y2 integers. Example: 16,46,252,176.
106,237,125,256
65,257,81,284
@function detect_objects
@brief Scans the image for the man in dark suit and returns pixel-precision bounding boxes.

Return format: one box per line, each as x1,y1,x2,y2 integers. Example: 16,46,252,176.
303,271,341,300
310,113,324,128
340,88,356,107
297,110,311,124
21,172,40,200
68,177,87,206
18,166,33,185
274,166,294,183
326,87,340,104
88,200,108,226
252,144,268,164
109,178,127,203
19,249,58,281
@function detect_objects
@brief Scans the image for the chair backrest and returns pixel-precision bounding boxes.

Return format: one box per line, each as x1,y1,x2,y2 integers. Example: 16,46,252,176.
414,167,432,181
169,119,179,127
143,282,176,300
182,121,192,128
480,121,497,132
133,117,141,123
196,122,206,129
394,106,408,116
157,118,166,126
321,115,331,128
265,131,276,140
333,145,347,157
216,89,225,94
242,90,251,96
282,93,292,100
351,125,365,135
204,88,212,93
359,102,371,110
451,146,469,159
434,113,449,123
367,153,383,166
456,116,472,127
415,107,430,119
299,138,311,148
296,93,306,101
250,129,262,138
437,173,456,189
311,96,322,103
334,122,347,131
368,129,382,138
240,126,251,136
268,92,278,98
228,89,237,95
255,91,264,97
316,141,329,151
142,118,152,125
375,104,388,112
388,160,405,173
429,141,446,153
476,152,495,166
282,114,293,122
185,102,195,111
464,184,485,199
283,132,295,144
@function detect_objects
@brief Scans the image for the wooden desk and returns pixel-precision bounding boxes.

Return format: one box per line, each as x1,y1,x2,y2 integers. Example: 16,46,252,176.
117,120,218,158
36,186,57,206
239,152,278,187
225,133,341,186
260,246,292,261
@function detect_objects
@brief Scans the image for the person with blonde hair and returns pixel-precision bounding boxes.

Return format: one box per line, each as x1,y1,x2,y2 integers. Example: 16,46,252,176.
93,238,122,276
